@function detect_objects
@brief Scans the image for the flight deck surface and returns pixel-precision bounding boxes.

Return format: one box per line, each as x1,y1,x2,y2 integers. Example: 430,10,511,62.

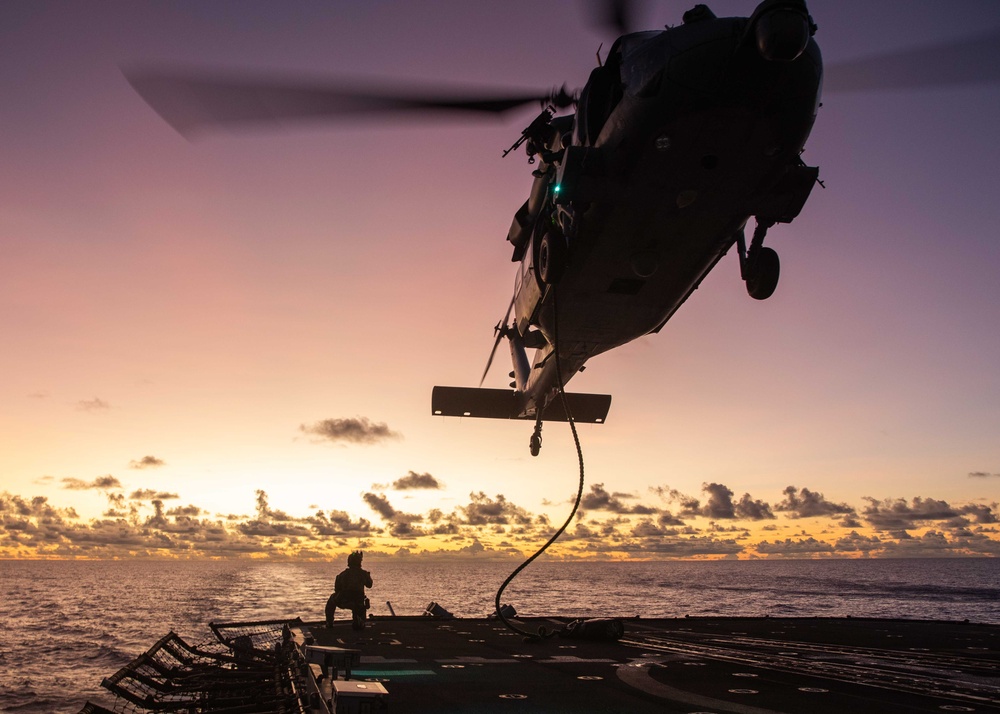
302,616,1000,713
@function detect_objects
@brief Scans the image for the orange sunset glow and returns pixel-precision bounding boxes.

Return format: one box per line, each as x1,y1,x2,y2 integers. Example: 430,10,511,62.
2,0,999,563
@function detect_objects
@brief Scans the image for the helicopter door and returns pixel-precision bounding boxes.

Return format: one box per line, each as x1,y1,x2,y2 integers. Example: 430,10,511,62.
514,232,543,337
574,59,623,146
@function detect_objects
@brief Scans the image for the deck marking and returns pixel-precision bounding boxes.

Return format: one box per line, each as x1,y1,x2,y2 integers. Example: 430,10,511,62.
616,657,790,714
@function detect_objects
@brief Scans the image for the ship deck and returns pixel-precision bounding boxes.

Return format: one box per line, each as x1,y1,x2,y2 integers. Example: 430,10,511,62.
299,615,1000,713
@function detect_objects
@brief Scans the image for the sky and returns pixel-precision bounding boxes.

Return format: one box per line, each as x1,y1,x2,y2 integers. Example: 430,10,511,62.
2,1,999,561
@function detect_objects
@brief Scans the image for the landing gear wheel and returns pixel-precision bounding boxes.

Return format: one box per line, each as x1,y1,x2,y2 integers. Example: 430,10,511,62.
537,230,567,285
746,247,780,300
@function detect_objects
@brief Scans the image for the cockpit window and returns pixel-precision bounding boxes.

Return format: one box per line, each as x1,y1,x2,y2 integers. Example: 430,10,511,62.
618,31,667,96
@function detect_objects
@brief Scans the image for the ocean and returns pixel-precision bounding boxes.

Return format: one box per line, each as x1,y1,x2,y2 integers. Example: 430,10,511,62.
0,557,997,713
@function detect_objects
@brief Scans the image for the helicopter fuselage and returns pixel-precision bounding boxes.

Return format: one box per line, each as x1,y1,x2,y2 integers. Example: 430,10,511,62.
509,6,822,420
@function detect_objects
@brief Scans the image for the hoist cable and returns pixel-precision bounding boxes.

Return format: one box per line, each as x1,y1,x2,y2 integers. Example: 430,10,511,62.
494,286,585,641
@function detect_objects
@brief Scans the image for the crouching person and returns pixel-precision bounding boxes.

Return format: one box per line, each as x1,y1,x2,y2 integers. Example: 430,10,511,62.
326,551,373,630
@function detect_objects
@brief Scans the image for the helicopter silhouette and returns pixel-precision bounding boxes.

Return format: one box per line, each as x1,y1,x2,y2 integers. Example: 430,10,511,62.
125,0,1000,456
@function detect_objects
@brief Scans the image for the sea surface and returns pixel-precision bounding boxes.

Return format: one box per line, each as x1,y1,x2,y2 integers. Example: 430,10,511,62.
0,557,997,713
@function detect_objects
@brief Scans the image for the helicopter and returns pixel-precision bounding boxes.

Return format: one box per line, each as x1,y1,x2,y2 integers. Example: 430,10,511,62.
435,0,821,457
125,0,1000,456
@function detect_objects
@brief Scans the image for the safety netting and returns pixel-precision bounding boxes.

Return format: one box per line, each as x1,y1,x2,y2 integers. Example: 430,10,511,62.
77,619,310,714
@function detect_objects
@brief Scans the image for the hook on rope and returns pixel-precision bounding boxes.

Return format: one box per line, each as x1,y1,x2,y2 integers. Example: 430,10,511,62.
530,416,543,457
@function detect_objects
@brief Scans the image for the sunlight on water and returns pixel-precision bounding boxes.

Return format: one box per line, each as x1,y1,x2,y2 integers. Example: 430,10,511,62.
0,557,996,713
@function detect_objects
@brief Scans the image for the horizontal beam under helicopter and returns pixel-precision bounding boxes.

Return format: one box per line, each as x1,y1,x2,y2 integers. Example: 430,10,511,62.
430,386,611,424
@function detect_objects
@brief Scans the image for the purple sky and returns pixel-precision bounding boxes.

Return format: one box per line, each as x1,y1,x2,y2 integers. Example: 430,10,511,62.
2,1,999,559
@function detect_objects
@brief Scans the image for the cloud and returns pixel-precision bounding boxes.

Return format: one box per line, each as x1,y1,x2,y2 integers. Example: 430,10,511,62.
129,489,179,501
832,531,883,554
392,471,442,490
129,456,165,469
238,519,312,538
859,497,999,541
3,496,216,556
77,397,110,411
653,486,702,514
1,493,78,520
969,471,1000,478
957,503,998,524
300,417,401,445
61,475,122,490
707,521,751,535
776,486,855,518
363,492,399,521
166,505,202,517
617,535,744,557
456,492,533,527
664,483,775,521
839,514,863,528
581,483,658,515
733,492,775,521
254,490,297,522
658,510,685,527
862,496,959,531
361,493,422,539
874,530,1000,558
309,510,373,537
1,488,386,559
756,537,836,556
4,482,998,561
629,519,679,538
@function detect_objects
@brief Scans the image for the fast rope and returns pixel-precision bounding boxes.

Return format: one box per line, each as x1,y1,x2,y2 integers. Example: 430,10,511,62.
494,286,585,642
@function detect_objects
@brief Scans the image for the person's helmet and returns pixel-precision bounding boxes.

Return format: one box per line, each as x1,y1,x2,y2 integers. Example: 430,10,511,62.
347,551,363,568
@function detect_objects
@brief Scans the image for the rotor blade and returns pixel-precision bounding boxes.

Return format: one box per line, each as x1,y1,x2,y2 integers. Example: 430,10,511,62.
123,67,552,138
824,29,1000,93
583,0,641,36
479,294,516,387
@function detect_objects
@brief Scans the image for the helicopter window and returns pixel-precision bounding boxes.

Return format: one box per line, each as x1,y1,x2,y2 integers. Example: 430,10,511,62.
576,63,623,145
619,31,668,96
573,39,626,145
